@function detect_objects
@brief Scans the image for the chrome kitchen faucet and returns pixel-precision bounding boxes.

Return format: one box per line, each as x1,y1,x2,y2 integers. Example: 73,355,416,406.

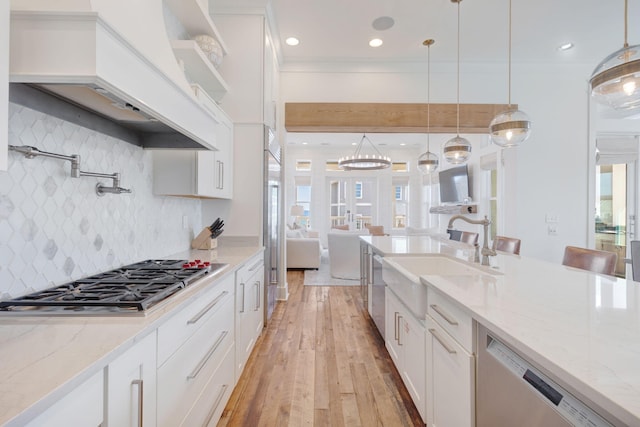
447,214,496,266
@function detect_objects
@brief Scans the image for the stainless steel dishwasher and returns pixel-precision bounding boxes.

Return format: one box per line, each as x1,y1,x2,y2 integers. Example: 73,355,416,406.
371,254,385,336
476,324,620,427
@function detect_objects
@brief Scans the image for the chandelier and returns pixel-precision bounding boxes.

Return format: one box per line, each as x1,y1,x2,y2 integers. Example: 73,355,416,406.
338,133,391,170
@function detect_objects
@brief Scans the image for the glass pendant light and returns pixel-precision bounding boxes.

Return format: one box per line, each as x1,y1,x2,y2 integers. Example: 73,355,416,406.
418,39,439,174
489,0,532,148
443,0,472,165
590,0,640,110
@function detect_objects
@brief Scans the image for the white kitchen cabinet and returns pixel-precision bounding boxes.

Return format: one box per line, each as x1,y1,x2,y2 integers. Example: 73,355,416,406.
1,0,8,171
157,273,235,427
385,288,426,422
152,103,233,199
26,370,104,426
235,252,264,379
106,332,157,427
425,292,475,427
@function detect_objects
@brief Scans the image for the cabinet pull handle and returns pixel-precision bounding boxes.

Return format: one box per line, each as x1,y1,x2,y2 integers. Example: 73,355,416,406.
397,315,403,346
255,281,261,311
187,291,229,325
248,259,262,272
220,161,224,190
240,283,245,313
394,311,399,341
203,384,229,426
430,304,459,326
187,330,229,380
131,379,143,427
429,328,457,355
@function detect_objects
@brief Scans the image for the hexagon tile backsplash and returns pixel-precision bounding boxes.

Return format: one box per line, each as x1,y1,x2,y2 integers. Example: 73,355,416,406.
0,103,203,298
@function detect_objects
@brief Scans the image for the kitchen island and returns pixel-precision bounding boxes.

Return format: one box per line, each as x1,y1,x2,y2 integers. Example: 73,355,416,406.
0,243,263,426
363,235,640,426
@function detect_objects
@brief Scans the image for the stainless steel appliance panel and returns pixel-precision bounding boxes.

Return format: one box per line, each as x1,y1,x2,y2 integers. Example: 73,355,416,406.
371,254,385,336
476,324,617,427
263,126,281,323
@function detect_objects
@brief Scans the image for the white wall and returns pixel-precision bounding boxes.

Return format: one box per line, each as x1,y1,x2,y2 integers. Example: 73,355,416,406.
280,61,595,262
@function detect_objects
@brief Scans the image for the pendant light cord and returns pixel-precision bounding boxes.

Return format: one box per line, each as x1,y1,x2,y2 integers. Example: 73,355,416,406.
624,0,629,48
456,0,461,136
427,42,431,152
508,0,512,109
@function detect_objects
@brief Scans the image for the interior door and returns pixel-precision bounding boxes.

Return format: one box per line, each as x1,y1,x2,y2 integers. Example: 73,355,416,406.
595,161,637,278
327,177,378,229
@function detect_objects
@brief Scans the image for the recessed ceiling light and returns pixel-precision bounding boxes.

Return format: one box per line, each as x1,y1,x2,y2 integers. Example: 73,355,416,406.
558,42,574,51
372,16,395,31
400,143,406,146
286,37,300,46
351,142,358,146
302,142,308,145
369,38,383,48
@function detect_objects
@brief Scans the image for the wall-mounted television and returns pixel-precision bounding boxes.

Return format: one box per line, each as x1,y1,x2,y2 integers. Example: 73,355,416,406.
439,165,471,204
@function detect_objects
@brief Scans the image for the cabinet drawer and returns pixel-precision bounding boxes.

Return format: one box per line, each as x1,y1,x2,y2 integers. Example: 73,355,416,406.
427,288,474,352
236,253,264,284
157,298,234,427
157,274,234,366
182,344,235,427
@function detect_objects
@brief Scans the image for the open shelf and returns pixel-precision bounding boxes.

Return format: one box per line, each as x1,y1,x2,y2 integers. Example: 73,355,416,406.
429,205,478,214
171,40,229,102
165,0,228,54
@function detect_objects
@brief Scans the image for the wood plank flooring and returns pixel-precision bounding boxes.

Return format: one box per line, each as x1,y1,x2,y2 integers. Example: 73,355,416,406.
217,271,424,427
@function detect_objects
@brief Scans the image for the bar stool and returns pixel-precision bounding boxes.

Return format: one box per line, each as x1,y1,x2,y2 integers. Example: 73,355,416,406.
562,246,617,276
492,236,521,255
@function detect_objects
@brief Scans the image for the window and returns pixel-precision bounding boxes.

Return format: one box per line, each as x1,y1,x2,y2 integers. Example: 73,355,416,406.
392,162,409,172
296,160,311,171
325,161,342,171
392,177,409,229
295,176,312,228
355,181,363,199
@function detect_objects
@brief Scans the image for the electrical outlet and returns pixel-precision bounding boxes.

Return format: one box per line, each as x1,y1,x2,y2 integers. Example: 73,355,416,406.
545,214,559,223
182,215,189,229
548,224,558,236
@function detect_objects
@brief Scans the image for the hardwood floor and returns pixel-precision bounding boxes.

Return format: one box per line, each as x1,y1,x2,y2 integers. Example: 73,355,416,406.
217,270,424,427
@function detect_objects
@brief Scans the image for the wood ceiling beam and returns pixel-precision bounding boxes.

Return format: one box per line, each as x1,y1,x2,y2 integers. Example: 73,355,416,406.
285,102,514,134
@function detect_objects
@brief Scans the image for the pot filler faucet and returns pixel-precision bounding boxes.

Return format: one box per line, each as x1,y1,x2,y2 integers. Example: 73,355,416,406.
9,145,131,196
447,214,496,266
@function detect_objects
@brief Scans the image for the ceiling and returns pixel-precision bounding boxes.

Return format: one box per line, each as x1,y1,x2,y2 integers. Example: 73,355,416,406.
213,0,640,147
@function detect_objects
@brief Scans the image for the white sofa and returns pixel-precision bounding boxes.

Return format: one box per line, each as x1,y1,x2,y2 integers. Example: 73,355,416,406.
327,231,367,280
286,230,321,269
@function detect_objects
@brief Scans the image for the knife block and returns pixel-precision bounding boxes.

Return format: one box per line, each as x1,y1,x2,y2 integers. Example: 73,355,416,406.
191,227,218,250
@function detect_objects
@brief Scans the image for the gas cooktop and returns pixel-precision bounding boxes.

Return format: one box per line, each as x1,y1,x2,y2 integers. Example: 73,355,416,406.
0,259,227,315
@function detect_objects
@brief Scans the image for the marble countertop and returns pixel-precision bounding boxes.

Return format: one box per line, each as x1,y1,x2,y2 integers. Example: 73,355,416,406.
0,243,263,426
365,235,639,426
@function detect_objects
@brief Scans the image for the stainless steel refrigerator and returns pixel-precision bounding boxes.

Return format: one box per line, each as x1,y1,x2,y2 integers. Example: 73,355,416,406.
263,126,281,323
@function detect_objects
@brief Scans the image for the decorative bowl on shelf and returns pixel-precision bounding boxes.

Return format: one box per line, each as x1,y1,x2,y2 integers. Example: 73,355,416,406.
193,34,223,68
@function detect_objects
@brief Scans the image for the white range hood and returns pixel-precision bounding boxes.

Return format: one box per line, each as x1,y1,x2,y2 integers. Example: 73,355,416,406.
9,0,220,150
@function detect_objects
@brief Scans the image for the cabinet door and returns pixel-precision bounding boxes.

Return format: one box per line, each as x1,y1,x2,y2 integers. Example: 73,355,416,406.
214,114,233,199
0,0,8,171
384,289,402,367
107,332,157,427
402,310,426,422
196,150,217,196
27,370,103,426
426,316,475,427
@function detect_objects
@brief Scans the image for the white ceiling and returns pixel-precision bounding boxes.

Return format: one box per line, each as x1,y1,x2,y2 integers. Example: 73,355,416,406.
271,0,638,67
213,0,640,147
